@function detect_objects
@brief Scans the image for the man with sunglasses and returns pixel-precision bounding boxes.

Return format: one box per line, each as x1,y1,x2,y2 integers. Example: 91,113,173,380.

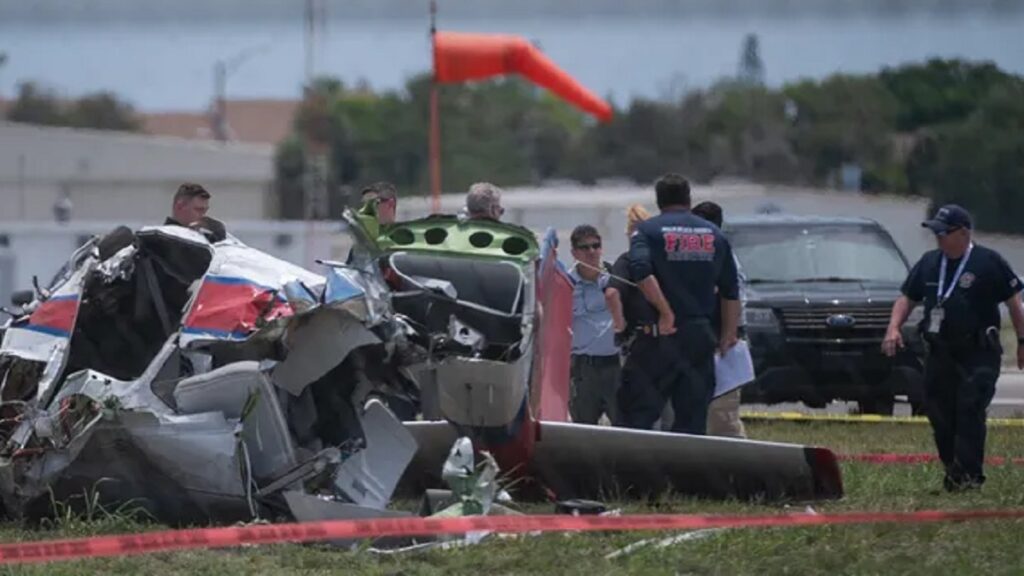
884,204,1024,492
568,224,619,425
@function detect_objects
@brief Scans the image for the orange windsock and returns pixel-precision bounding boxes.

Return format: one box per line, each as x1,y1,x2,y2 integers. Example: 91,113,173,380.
433,31,613,122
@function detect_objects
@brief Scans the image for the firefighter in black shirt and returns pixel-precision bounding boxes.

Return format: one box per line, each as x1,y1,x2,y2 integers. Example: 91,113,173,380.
621,175,741,434
883,204,1024,491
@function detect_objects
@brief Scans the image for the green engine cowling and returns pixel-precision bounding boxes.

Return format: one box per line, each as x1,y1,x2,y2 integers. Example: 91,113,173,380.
356,210,540,265
349,211,541,431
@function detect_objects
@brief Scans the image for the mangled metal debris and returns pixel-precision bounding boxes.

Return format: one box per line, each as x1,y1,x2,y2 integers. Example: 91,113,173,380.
0,221,420,526
0,208,844,535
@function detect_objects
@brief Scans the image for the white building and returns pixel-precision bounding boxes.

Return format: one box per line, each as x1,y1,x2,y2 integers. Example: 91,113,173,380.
0,121,277,223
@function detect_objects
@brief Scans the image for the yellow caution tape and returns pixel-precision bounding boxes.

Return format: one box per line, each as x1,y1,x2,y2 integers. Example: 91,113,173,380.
741,411,1024,427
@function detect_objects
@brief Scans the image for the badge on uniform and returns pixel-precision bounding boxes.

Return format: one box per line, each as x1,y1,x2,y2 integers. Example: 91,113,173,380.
932,245,972,335
959,272,975,289
928,307,944,334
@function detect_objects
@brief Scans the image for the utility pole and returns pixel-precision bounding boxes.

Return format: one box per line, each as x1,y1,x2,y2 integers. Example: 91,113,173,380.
212,60,228,141
429,0,442,213
304,0,316,86
211,43,271,142
303,0,315,222
302,0,328,223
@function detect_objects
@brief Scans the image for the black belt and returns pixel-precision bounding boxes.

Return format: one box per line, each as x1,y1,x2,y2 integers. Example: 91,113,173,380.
572,354,620,366
630,317,714,337
635,324,661,337
924,326,1000,352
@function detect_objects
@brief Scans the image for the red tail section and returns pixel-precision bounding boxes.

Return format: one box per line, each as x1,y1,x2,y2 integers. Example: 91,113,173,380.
532,231,574,422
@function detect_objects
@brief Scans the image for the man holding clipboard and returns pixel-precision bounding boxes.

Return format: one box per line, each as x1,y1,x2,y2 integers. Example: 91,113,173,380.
692,201,752,438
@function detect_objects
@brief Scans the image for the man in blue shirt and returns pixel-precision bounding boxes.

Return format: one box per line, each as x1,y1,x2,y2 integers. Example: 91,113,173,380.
627,174,741,434
569,224,620,425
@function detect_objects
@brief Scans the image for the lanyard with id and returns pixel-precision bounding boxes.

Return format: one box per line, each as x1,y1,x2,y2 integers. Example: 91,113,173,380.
929,243,974,334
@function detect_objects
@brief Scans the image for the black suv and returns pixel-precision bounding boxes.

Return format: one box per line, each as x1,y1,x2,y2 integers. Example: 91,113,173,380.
723,215,926,415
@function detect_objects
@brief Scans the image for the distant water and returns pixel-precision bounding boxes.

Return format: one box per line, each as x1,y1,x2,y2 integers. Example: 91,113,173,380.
2,13,1023,111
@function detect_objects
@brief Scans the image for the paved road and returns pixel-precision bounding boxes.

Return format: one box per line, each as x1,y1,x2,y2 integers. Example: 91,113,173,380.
743,370,1024,419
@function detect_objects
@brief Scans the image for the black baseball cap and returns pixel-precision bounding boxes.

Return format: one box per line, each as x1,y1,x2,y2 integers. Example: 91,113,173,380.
922,204,972,234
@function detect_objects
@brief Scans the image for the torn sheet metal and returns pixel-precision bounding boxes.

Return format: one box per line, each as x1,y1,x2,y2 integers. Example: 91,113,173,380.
332,399,417,509
0,406,251,525
435,437,502,517
435,357,529,428
1,261,94,409
0,238,99,365
179,235,324,348
281,279,321,315
283,490,413,549
174,361,296,481
322,267,373,318
48,337,181,414
118,411,245,501
256,447,341,496
0,218,428,527
272,309,381,397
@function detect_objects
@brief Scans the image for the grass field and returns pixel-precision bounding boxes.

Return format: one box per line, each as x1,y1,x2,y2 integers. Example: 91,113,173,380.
1,421,1023,575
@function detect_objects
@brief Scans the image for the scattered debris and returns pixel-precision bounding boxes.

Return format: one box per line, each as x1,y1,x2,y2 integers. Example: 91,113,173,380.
604,529,726,560
0,210,844,539
555,499,608,516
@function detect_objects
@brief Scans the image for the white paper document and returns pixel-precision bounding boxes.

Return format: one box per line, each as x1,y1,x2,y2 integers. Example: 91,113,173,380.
714,339,755,398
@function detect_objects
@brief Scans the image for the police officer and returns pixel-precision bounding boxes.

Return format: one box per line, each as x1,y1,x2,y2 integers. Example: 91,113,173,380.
626,174,741,434
883,204,1024,492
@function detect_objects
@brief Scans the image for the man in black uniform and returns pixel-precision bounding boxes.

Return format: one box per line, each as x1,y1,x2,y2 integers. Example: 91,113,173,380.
625,174,741,434
883,204,1024,491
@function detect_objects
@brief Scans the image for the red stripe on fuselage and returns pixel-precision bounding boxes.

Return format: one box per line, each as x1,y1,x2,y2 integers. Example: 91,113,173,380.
183,279,292,337
27,297,78,336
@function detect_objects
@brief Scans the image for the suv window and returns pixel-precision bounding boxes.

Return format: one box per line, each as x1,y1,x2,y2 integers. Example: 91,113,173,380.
728,223,908,284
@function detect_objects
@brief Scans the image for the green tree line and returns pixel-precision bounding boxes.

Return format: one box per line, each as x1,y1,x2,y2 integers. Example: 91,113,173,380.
276,58,1024,234
4,56,1020,233
3,82,141,132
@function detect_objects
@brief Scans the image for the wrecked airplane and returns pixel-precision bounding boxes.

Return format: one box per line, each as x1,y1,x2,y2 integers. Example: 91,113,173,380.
0,222,421,525
0,210,843,528
351,211,844,504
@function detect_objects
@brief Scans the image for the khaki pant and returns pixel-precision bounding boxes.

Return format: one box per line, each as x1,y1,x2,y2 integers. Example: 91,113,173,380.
656,391,746,437
706,389,746,438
